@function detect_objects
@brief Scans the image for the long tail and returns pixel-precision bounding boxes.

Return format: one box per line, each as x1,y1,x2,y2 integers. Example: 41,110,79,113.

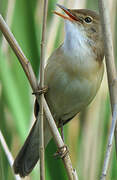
13,119,52,177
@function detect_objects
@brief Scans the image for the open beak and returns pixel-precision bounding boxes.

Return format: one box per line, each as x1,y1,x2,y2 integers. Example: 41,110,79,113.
53,4,82,23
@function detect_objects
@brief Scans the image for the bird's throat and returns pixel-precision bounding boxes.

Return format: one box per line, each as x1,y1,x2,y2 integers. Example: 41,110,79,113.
62,20,95,60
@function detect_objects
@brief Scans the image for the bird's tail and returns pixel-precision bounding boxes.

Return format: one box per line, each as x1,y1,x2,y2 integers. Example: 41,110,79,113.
13,119,52,177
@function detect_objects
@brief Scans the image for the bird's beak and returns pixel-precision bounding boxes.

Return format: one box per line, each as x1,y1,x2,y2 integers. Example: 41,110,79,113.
53,4,82,23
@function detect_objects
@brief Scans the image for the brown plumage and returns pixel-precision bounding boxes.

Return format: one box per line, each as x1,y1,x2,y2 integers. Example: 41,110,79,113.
13,5,104,177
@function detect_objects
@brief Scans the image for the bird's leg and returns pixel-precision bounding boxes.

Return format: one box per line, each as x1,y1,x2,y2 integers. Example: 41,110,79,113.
53,120,69,159
58,119,65,142
61,125,65,142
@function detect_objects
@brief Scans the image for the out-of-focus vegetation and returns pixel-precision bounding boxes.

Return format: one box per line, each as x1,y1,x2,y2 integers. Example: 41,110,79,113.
0,0,117,180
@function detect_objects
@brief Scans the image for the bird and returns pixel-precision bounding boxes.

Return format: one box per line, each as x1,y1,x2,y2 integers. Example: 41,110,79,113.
13,4,104,177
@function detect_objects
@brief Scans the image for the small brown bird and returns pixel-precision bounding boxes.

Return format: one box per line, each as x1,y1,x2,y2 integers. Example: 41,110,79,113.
13,4,104,177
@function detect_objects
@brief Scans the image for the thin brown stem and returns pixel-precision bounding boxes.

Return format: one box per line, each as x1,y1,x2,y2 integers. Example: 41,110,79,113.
43,98,77,180
0,14,78,180
100,104,117,180
0,15,38,92
98,0,117,179
1,0,15,54
39,0,48,179
0,131,21,180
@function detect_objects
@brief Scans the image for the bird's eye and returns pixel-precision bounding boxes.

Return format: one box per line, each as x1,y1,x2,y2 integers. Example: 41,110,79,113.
84,17,92,23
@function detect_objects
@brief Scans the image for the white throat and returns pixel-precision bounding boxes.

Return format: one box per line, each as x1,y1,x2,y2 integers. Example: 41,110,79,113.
62,20,94,60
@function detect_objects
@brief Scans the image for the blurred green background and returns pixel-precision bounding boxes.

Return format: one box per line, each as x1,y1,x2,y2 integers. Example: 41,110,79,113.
0,0,117,180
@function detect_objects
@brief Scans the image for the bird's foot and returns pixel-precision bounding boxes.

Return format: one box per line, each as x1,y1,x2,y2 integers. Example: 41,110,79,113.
32,86,48,95
53,145,69,159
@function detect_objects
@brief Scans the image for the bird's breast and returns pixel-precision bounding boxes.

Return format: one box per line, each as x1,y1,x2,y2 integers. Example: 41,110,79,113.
45,51,104,121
